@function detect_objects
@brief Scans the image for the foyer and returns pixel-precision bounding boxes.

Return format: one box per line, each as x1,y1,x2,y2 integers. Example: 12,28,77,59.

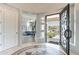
0,3,78,55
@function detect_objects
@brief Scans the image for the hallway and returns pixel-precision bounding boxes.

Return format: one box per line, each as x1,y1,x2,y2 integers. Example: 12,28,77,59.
0,3,67,55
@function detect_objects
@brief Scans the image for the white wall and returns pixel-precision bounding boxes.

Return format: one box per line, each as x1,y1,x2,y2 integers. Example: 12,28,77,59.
35,14,45,43
70,4,79,54
70,4,75,45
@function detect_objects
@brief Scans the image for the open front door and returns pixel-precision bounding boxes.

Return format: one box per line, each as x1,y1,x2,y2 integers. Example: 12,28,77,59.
60,4,72,55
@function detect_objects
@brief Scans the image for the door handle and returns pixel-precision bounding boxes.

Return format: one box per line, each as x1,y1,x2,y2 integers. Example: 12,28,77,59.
16,32,18,34
64,29,72,39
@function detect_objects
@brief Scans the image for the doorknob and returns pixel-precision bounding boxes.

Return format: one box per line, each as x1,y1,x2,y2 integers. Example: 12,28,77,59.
16,32,18,34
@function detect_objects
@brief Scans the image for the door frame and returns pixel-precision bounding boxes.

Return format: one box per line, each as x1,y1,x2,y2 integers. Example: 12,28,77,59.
45,4,70,55
45,13,60,43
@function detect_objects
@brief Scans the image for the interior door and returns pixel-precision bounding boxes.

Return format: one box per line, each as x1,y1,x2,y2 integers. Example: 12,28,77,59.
4,5,18,49
0,6,4,51
60,4,72,55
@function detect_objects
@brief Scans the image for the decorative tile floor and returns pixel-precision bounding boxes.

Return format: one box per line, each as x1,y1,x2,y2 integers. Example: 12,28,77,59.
12,43,66,55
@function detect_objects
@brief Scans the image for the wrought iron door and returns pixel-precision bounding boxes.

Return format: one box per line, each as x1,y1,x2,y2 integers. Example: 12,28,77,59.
60,4,72,55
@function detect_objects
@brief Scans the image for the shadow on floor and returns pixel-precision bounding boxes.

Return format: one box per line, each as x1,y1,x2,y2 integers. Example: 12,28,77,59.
48,41,59,45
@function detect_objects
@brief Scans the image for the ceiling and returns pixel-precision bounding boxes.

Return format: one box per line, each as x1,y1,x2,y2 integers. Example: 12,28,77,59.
7,3,67,14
